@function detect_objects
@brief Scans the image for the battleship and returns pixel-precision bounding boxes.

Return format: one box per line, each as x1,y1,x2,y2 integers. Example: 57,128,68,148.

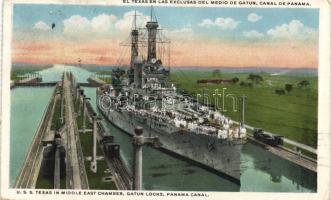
96,8,247,183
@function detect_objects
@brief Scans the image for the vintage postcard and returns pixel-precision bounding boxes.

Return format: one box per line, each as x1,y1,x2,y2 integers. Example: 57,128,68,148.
0,0,330,199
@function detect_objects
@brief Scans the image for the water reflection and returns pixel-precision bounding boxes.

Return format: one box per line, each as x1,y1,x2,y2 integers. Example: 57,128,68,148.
240,143,316,192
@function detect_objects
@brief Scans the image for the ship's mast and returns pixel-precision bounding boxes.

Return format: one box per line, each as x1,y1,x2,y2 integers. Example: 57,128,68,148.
130,11,139,68
146,6,159,62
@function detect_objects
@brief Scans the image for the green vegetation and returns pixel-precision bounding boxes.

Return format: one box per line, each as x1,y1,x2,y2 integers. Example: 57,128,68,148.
79,127,103,157
78,124,116,189
298,80,310,88
76,110,93,130
74,99,117,190
285,84,293,93
76,103,102,157
212,69,222,78
247,73,263,84
95,71,112,83
51,97,64,131
84,160,117,190
35,171,53,189
99,77,112,84
95,70,112,75
11,65,51,81
35,167,66,189
232,77,239,83
60,177,66,189
170,70,317,148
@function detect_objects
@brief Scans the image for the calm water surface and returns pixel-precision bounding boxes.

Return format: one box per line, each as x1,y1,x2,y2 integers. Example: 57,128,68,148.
10,87,54,186
10,65,317,191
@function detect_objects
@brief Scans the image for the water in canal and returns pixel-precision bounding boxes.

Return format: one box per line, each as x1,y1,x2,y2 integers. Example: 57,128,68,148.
10,87,54,186
10,65,317,192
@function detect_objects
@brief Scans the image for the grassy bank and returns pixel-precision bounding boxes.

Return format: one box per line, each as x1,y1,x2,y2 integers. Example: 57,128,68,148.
170,70,317,148
94,70,112,83
75,100,117,190
51,97,63,131
35,169,66,189
35,170,54,189
78,122,117,189
98,77,112,84
11,65,51,81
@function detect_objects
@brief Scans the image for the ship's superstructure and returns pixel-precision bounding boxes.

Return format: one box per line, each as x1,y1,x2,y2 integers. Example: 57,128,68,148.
97,8,247,182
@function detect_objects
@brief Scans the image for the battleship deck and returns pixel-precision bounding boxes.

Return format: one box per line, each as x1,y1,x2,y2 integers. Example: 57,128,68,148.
97,105,242,185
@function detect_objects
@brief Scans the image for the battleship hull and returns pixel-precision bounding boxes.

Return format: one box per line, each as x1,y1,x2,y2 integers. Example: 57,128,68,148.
97,99,244,184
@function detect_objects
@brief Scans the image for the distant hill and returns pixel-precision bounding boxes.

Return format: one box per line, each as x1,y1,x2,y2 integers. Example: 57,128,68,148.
12,63,53,69
12,63,317,76
172,67,318,76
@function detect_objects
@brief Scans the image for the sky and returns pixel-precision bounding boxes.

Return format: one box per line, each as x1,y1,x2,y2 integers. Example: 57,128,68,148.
12,4,319,68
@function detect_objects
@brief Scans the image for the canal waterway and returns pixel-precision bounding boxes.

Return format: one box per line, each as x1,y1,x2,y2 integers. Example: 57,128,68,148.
38,64,92,83
10,65,317,191
10,87,54,186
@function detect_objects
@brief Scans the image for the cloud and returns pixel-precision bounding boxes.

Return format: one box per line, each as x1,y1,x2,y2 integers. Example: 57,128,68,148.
63,13,117,36
199,17,240,30
164,27,194,40
198,19,214,28
266,20,317,40
61,10,194,41
62,11,150,37
63,15,91,35
243,30,264,39
247,13,262,22
91,14,117,32
33,21,51,31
